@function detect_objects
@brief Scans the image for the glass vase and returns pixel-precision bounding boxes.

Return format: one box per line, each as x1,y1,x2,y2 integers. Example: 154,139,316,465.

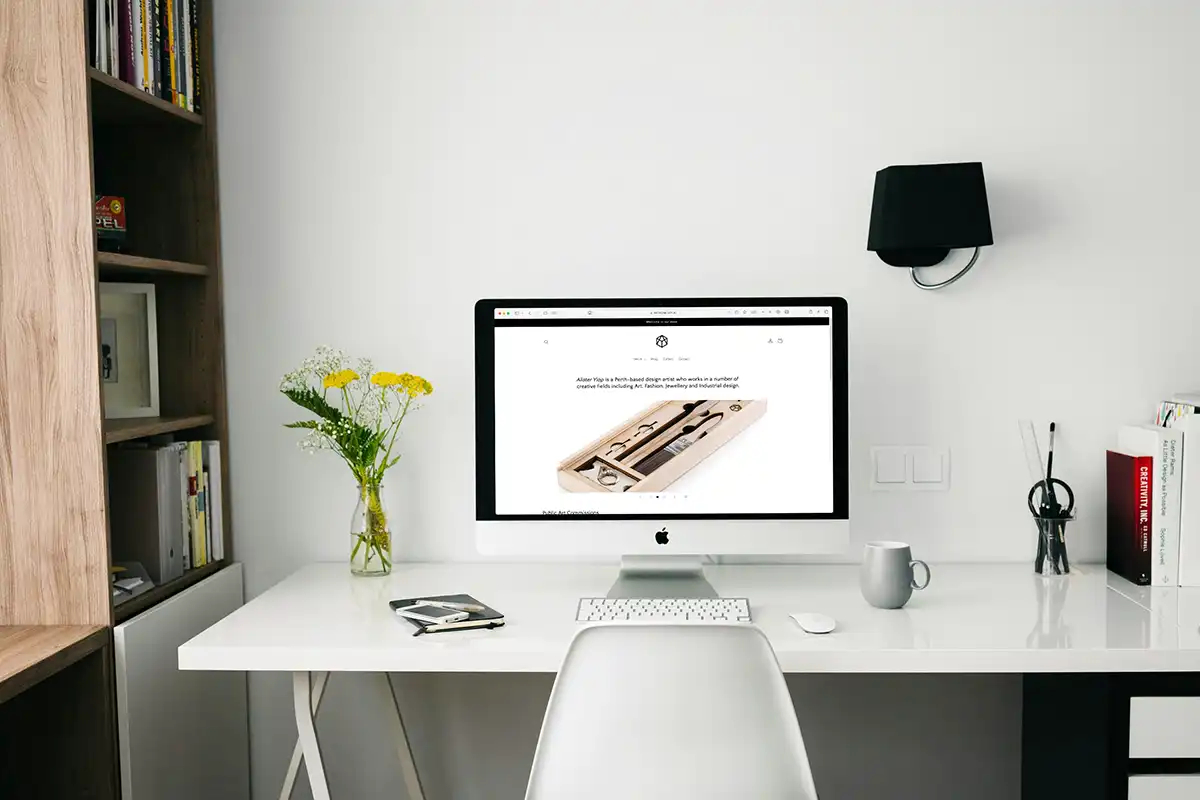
350,483,392,577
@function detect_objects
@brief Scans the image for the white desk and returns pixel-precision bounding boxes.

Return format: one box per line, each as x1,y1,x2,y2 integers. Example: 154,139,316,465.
178,563,1200,799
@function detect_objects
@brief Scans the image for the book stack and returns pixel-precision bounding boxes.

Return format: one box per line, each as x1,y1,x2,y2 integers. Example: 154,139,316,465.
107,440,224,585
91,0,202,113
1108,394,1200,587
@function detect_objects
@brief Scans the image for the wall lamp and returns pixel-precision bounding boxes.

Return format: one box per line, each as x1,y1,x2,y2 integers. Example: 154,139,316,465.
867,161,993,290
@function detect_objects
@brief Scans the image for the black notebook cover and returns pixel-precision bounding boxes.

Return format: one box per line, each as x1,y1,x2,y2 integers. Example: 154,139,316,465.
389,594,505,636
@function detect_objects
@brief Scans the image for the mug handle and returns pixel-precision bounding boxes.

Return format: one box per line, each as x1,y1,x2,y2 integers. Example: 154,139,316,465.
910,559,931,590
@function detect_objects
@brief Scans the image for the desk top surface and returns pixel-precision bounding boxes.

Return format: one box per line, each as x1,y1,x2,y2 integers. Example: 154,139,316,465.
178,562,1200,674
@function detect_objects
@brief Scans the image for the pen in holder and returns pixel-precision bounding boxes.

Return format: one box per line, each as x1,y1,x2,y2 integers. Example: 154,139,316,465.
1020,420,1075,576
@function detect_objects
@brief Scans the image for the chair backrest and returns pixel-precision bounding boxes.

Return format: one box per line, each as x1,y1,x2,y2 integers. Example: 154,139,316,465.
525,624,819,800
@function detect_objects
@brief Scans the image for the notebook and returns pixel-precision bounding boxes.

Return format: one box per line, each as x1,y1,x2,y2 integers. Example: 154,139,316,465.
389,594,505,636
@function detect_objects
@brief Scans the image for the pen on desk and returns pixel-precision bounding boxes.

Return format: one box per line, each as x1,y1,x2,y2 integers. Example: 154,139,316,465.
417,600,486,613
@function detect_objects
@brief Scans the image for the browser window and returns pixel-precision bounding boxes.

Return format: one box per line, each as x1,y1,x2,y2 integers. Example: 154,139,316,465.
491,306,834,517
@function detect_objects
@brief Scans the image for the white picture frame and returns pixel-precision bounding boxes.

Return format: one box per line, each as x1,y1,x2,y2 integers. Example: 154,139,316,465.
99,282,160,419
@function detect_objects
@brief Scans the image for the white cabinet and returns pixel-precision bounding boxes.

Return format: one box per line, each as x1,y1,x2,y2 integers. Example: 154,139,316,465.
114,564,249,800
1129,696,1200,758
1128,775,1200,800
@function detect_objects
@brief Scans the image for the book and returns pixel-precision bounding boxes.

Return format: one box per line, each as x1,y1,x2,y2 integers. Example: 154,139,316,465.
203,441,224,561
201,467,211,563
153,0,163,99
131,0,142,89
182,0,192,111
1167,412,1200,586
1118,425,1183,586
191,0,200,113
107,446,185,584
120,0,133,82
389,594,506,636
141,0,151,91
188,440,207,566
173,442,191,571
166,0,177,105
1108,450,1153,586
177,0,189,109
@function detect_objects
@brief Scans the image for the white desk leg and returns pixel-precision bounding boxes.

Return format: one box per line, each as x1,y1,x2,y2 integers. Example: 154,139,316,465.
292,671,332,800
280,670,330,800
380,673,426,800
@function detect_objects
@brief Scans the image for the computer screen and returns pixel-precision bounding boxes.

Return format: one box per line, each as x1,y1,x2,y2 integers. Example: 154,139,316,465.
475,298,848,522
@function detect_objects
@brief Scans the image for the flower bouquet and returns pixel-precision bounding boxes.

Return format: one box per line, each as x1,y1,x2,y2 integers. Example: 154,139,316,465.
281,347,432,576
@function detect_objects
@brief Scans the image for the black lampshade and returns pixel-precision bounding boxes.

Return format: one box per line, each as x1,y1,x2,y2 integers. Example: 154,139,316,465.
867,162,993,267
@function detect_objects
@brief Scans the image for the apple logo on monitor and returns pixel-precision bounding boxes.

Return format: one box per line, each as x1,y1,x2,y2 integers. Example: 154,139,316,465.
655,527,669,545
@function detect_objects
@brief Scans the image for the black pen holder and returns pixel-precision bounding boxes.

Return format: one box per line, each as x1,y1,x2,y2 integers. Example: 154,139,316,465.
1032,513,1072,577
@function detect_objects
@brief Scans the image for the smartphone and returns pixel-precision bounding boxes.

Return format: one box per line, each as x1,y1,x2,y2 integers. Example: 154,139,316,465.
394,603,470,625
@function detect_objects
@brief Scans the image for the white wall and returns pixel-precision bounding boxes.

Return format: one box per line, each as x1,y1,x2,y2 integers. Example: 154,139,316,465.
212,1,1200,798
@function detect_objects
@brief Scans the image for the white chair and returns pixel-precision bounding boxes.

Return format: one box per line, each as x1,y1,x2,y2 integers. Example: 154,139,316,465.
525,624,819,800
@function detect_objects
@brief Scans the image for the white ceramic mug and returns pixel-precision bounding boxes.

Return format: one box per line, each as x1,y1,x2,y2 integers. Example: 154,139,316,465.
861,541,931,609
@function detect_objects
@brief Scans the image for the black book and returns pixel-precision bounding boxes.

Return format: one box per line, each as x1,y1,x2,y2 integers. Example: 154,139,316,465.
389,594,505,636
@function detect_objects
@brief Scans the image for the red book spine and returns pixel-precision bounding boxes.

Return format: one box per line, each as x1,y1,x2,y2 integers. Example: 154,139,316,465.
1136,456,1152,582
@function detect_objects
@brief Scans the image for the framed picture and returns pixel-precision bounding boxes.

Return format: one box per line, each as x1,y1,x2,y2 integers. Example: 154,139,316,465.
99,282,159,419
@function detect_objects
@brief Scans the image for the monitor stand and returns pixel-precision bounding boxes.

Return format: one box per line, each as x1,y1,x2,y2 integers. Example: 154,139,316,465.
606,556,718,599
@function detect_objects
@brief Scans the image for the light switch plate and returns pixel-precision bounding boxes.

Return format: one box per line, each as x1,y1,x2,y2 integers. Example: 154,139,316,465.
911,447,950,491
870,446,951,491
871,446,909,491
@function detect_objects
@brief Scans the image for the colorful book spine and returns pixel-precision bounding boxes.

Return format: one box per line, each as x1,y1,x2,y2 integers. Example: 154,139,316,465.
141,0,151,91
174,443,191,571
180,0,192,111
201,468,211,563
176,0,188,109
191,441,207,565
166,0,177,105
190,0,200,113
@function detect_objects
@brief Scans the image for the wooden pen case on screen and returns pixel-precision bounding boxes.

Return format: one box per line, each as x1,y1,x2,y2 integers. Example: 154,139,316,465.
557,399,767,493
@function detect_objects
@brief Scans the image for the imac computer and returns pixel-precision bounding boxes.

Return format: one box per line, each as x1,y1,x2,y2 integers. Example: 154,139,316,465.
475,297,848,600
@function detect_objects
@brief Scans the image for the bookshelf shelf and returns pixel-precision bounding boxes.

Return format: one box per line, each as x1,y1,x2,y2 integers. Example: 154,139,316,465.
98,252,208,277
88,67,202,126
105,414,215,445
113,562,226,624
0,626,107,706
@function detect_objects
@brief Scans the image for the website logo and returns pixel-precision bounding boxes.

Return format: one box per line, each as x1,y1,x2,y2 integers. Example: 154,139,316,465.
655,335,668,348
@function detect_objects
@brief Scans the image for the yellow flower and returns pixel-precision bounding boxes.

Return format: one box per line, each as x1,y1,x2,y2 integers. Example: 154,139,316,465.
371,371,403,387
323,369,359,389
397,372,433,397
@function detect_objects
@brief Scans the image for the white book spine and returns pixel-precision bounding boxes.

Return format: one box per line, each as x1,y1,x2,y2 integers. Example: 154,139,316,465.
132,0,142,89
204,441,224,561
1170,414,1200,586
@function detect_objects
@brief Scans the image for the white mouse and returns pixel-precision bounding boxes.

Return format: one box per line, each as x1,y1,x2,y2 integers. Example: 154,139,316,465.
791,612,837,635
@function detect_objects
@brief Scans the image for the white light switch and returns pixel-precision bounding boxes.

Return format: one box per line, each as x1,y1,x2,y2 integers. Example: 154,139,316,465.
913,450,943,483
871,447,908,489
911,447,950,490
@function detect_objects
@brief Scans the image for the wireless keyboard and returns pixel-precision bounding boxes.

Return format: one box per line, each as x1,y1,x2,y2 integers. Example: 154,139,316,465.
576,597,752,623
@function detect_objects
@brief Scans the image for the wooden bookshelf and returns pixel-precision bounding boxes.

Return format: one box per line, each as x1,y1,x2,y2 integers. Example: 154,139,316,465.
98,251,209,277
2,2,230,796
89,67,202,126
105,414,216,445
0,626,107,706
